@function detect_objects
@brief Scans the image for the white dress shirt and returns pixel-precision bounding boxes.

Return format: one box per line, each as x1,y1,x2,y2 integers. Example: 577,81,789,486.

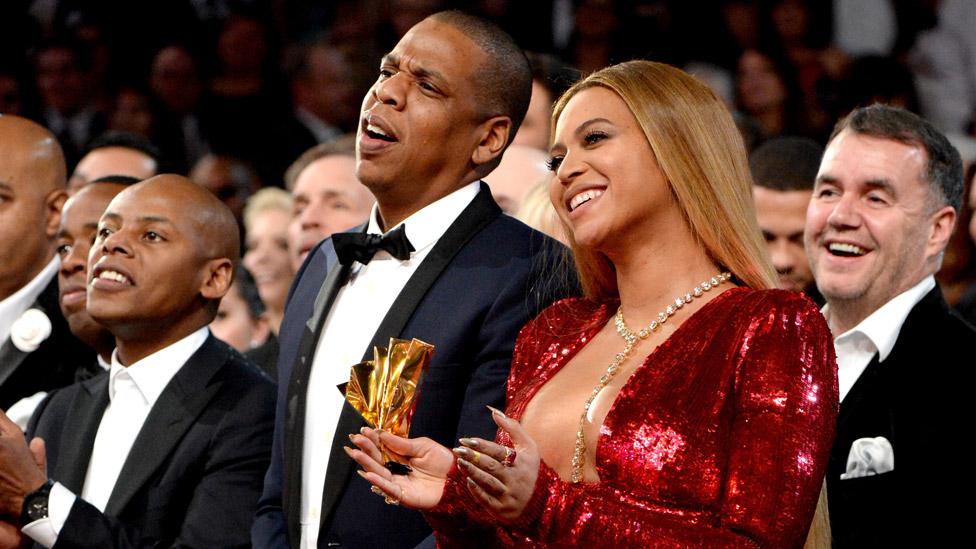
826,276,935,402
23,327,209,547
0,257,58,344
300,182,479,548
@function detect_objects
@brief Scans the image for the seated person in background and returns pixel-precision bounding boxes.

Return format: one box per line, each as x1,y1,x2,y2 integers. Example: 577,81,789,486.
483,145,551,214
749,136,824,302
512,52,580,151
284,136,375,270
0,115,92,414
0,174,275,548
190,153,259,225
805,104,973,546
242,187,295,337
67,131,160,195
211,265,277,377
6,175,139,429
349,60,837,547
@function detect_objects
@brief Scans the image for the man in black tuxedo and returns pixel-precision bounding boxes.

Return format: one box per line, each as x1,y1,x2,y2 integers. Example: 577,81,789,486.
805,104,973,546
252,11,572,549
0,175,275,548
0,115,92,415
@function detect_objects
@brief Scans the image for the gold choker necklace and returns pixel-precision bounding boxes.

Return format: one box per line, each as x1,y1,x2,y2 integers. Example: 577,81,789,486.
569,272,731,483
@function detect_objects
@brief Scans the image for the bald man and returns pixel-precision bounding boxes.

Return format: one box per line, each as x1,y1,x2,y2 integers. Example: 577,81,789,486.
0,115,93,411
67,141,158,196
0,175,275,548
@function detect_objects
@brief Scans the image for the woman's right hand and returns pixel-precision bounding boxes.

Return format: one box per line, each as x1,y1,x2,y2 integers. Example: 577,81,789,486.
345,427,454,510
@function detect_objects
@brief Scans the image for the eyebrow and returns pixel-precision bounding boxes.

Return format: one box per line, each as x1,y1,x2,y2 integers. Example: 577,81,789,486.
816,174,897,196
381,53,447,87
550,118,614,154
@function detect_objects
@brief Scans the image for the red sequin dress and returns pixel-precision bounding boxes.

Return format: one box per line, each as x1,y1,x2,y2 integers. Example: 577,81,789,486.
425,288,838,548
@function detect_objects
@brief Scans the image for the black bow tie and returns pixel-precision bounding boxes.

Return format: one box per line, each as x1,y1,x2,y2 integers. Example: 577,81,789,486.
332,224,415,265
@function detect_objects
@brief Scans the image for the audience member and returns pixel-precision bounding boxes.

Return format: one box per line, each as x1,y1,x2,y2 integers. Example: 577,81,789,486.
32,37,104,169
243,188,295,336
0,115,91,412
483,144,551,214
749,136,823,299
57,176,138,370
67,131,160,195
284,137,374,270
0,175,275,548
211,265,275,376
251,11,571,549
513,52,579,151
5,176,139,430
148,44,208,171
805,104,971,546
190,153,259,224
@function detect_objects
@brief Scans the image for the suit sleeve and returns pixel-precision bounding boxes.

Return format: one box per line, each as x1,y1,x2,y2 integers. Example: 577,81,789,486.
53,379,276,549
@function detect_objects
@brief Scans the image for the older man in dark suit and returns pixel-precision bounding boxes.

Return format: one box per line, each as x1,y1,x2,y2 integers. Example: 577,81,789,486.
252,11,573,549
805,104,973,546
0,115,92,419
0,175,275,548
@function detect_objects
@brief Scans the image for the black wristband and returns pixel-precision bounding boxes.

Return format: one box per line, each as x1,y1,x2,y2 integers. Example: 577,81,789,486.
21,479,54,525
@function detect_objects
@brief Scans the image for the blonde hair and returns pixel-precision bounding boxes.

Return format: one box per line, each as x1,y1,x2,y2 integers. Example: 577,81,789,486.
515,175,566,244
551,60,776,298
243,187,293,234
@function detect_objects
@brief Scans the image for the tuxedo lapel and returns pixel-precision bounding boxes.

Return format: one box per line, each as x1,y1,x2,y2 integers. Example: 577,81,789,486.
283,241,352,545
0,278,58,386
318,183,502,530
104,336,228,517
55,376,110,493
0,339,29,387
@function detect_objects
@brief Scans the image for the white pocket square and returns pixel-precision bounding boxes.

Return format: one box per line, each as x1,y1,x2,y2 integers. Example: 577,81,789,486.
840,436,894,479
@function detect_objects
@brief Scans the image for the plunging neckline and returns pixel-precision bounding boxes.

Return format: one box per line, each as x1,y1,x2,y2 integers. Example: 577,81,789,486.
516,286,744,484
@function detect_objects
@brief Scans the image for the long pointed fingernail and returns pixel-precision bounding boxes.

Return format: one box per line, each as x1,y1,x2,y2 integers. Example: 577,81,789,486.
348,434,356,442
457,458,472,470
360,427,368,434
486,405,506,418
453,447,472,458
458,438,479,448
356,469,367,479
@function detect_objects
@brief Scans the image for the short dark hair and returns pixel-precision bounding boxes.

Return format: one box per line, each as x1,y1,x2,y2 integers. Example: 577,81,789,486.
85,130,162,166
429,11,532,146
90,175,141,186
830,104,964,212
749,136,823,192
234,266,265,319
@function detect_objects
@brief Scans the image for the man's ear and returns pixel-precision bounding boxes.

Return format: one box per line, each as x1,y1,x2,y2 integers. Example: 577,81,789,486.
44,189,67,239
927,205,956,259
471,116,513,168
200,258,234,301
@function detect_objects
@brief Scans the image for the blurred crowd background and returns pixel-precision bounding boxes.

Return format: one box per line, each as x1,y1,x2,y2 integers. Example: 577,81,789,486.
3,0,976,346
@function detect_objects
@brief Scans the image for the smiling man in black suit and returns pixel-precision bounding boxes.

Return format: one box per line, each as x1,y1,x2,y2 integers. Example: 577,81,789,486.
252,11,573,549
805,105,973,546
0,174,275,548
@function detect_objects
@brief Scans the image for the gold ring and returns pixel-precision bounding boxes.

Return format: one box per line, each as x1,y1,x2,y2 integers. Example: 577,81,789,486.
471,451,481,466
384,486,403,506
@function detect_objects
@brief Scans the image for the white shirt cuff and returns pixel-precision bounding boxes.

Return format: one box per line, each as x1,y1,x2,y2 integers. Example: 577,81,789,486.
4,391,48,431
21,482,74,548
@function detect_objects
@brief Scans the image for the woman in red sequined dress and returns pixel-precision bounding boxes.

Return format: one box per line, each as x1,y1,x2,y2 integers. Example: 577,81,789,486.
347,60,838,548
